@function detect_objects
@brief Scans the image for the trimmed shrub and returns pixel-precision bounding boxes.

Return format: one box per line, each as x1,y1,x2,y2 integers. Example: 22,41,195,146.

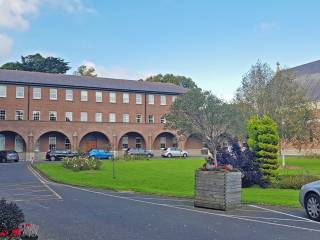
0,199,24,233
63,156,102,171
247,115,280,187
277,174,320,189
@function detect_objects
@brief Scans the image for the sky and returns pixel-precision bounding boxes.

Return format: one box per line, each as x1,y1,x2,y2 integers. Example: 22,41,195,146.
1,0,320,100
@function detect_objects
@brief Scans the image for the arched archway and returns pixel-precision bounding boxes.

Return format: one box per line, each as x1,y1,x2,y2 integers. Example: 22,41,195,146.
0,131,27,159
35,131,71,153
153,132,178,150
79,132,110,152
185,134,205,150
118,132,146,150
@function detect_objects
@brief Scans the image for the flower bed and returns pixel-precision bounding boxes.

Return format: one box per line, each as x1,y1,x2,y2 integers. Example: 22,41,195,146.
63,156,102,171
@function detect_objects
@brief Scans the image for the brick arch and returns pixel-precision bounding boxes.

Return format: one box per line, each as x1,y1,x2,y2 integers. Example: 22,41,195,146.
152,131,178,150
184,134,204,150
118,131,147,150
0,130,27,152
78,131,111,152
34,129,73,144
35,130,72,152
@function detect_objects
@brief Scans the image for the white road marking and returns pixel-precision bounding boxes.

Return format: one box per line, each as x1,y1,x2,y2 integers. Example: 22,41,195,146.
27,165,62,200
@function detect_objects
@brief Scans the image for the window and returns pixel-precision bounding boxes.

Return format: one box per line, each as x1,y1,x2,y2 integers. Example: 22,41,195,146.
172,96,177,103
15,110,24,120
0,85,6,97
81,112,88,122
148,115,154,124
148,94,154,105
122,136,128,149
81,90,88,101
172,137,178,148
123,114,129,123
0,110,6,120
160,116,166,124
109,92,116,103
16,86,24,98
33,87,41,99
136,114,142,123
49,111,57,121
48,136,56,150
136,94,142,104
160,137,166,149
65,138,71,150
123,93,129,103
136,137,142,148
15,135,24,152
50,88,58,100
65,112,73,122
160,95,166,105
95,112,102,122
96,91,102,102
66,89,73,101
32,111,40,121
0,134,5,150
109,113,116,122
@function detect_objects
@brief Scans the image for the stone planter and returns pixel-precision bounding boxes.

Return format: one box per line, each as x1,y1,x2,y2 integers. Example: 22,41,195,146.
194,170,241,210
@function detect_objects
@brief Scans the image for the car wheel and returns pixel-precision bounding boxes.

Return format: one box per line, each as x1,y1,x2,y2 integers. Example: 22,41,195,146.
183,153,188,158
147,153,152,158
305,193,320,221
50,156,55,161
167,153,172,158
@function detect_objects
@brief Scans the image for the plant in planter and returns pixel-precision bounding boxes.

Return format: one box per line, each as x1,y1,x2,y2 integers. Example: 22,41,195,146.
20,224,39,240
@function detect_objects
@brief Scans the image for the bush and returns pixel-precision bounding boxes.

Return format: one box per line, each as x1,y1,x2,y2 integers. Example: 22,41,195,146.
276,174,320,189
0,199,24,233
63,156,102,171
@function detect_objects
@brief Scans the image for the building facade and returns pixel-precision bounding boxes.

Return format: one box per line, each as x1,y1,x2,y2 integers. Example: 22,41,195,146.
0,69,203,160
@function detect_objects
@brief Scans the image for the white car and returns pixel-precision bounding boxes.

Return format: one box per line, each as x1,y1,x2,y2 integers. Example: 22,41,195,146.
161,147,188,158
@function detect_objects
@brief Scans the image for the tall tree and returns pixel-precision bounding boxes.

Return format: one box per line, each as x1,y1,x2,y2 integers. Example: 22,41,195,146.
0,53,70,74
145,74,198,89
73,65,97,77
166,88,240,164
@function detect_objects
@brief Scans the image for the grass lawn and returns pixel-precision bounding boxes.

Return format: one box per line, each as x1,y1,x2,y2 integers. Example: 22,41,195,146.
35,156,320,208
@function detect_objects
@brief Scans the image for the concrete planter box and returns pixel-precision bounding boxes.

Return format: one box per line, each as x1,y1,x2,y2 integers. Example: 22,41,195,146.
194,170,241,211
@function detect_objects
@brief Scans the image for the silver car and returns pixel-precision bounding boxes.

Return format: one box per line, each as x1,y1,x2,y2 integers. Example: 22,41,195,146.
300,180,320,221
161,147,188,158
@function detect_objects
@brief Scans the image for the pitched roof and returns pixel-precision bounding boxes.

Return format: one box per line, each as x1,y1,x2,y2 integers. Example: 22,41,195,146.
0,69,187,94
290,60,320,100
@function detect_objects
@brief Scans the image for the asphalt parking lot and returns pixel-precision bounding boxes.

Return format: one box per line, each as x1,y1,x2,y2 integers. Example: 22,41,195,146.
0,162,319,240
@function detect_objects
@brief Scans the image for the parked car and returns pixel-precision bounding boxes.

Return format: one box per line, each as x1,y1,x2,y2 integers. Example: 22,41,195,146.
46,149,77,161
161,147,188,158
125,148,154,158
300,180,320,221
0,150,19,163
88,149,113,159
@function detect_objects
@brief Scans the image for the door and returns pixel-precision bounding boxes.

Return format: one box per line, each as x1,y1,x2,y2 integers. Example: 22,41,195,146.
84,136,97,152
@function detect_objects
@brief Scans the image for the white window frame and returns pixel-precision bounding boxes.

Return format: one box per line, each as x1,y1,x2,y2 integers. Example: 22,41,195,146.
123,93,129,103
0,110,6,120
172,95,177,103
95,112,102,122
80,112,88,122
136,137,142,148
123,114,129,123
148,115,154,124
148,94,154,105
160,95,166,105
15,110,24,120
136,114,142,123
96,91,103,103
49,88,58,100
81,90,88,101
0,134,5,150
15,135,24,152
65,89,73,101
32,111,40,121
122,136,128,149
109,113,116,123
65,138,71,150
109,92,116,103
0,85,7,98
48,136,57,150
16,86,24,99
65,112,73,122
160,116,166,124
33,87,41,99
136,94,142,104
49,111,57,121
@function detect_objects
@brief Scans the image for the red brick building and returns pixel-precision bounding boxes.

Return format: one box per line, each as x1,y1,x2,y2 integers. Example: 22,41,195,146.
0,69,203,160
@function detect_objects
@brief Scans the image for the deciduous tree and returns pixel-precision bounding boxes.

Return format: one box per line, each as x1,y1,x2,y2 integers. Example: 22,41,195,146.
145,74,198,89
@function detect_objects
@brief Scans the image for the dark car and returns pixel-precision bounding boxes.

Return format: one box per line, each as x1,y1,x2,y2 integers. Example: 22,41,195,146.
46,149,77,161
0,150,19,163
125,148,154,158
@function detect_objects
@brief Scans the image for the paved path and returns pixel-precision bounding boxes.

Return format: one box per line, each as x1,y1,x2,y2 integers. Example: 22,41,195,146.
0,162,319,240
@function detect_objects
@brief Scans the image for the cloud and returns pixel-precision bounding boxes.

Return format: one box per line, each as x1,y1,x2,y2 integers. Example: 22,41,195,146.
81,61,154,80
0,33,13,60
44,0,96,14
259,21,278,32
